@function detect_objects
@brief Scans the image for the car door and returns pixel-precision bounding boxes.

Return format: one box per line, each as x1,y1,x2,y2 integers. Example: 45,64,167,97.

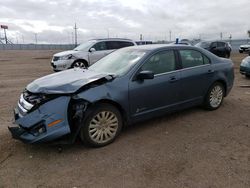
210,42,220,56
88,41,108,64
178,49,213,105
216,42,226,57
129,50,181,119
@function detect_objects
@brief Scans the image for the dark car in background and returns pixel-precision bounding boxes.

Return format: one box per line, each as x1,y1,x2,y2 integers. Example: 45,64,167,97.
9,45,234,147
195,41,231,58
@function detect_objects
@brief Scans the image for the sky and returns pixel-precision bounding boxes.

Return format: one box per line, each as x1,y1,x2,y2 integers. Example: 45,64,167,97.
0,0,250,44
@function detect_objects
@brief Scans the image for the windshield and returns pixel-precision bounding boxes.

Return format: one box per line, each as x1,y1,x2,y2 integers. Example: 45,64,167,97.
195,42,210,49
88,48,146,76
73,40,96,51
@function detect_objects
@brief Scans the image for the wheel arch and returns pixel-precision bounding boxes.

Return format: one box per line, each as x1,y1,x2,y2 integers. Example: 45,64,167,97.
72,59,89,67
211,79,227,96
92,99,128,125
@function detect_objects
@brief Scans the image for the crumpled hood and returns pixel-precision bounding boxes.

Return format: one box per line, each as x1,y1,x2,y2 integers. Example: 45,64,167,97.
26,68,111,94
53,50,83,57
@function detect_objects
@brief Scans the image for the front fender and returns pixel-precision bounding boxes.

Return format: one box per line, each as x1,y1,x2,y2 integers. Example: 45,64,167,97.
73,83,130,121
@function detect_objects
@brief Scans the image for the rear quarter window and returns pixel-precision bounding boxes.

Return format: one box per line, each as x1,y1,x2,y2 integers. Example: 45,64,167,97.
119,41,134,48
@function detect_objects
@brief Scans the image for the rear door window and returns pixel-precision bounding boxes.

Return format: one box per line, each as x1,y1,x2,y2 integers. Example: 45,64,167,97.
106,41,134,50
179,50,210,69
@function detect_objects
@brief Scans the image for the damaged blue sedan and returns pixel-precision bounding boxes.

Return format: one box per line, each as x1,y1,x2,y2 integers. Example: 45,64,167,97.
9,45,234,147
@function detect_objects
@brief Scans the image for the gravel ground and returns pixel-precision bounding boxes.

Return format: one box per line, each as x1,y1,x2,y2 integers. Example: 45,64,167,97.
0,50,249,188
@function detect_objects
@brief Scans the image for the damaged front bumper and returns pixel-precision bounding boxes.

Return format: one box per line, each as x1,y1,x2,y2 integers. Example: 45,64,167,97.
9,96,72,144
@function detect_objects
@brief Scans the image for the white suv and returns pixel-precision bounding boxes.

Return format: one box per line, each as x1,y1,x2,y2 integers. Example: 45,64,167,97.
51,38,136,71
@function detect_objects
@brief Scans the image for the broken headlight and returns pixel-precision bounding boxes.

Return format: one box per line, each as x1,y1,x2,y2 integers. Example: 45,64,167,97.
21,90,58,112
24,91,47,105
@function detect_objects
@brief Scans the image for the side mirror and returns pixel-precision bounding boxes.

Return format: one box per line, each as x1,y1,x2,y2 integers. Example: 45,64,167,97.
89,48,96,52
211,46,216,50
137,70,154,80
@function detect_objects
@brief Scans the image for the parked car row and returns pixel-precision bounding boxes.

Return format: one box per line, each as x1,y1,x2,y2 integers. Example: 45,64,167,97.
9,44,235,147
51,39,235,73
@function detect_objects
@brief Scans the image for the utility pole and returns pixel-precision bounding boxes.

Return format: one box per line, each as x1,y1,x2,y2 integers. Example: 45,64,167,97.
22,35,24,44
229,34,232,44
248,30,250,38
1,25,8,44
34,33,38,44
169,30,172,42
220,32,223,40
4,28,7,44
74,23,78,47
140,34,143,41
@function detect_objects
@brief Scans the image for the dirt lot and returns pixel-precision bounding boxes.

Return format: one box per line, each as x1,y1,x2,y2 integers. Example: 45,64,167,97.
0,50,249,188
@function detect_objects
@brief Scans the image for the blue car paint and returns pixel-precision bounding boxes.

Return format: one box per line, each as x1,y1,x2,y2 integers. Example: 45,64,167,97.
9,45,234,144
14,96,71,143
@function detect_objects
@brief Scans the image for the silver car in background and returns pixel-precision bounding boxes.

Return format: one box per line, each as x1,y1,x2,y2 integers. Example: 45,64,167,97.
51,38,136,71
239,42,250,53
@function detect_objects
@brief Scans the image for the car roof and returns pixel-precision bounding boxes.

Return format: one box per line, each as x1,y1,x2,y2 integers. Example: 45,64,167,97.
126,44,196,51
199,40,227,43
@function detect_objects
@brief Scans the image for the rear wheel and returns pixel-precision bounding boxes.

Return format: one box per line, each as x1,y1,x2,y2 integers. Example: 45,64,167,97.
72,60,88,69
80,104,122,147
204,82,225,110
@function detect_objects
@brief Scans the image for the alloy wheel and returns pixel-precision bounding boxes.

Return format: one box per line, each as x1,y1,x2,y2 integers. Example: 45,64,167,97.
74,61,86,68
209,85,223,108
88,111,119,144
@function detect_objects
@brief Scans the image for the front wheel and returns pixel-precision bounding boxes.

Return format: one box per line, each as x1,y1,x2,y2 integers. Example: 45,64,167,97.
80,104,122,147
72,60,88,69
204,82,225,110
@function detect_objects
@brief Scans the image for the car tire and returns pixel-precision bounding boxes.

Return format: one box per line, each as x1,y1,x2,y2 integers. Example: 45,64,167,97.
239,51,243,53
225,53,230,58
79,103,122,147
204,82,225,111
245,75,250,79
72,60,88,69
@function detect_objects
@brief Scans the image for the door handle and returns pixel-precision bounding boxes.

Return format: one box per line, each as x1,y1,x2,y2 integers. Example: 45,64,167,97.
169,76,178,83
207,69,214,74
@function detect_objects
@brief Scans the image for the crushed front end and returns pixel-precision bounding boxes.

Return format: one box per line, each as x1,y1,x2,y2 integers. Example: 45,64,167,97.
9,90,72,144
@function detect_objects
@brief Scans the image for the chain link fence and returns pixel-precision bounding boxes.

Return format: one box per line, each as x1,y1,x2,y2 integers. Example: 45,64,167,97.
0,44,75,50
